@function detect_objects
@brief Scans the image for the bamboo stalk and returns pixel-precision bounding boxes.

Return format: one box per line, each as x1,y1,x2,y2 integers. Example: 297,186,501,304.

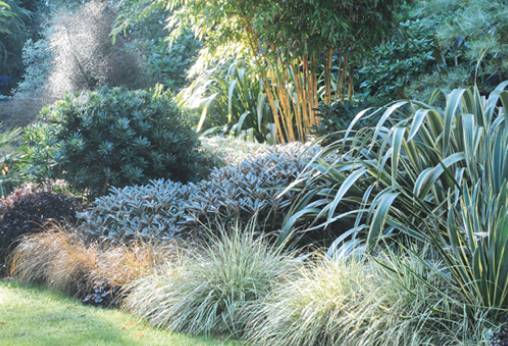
338,49,345,101
343,51,351,102
310,55,319,126
290,63,305,141
303,56,314,130
296,62,310,131
264,79,285,143
275,66,296,142
325,47,333,105
348,71,354,101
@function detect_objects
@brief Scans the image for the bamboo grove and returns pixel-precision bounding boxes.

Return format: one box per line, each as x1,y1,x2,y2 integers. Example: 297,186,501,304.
168,0,401,143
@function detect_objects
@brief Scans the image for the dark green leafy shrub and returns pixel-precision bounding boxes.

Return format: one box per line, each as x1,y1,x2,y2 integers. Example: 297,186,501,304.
15,38,53,96
0,189,83,272
314,100,379,143
112,0,201,92
412,0,508,92
360,0,508,102
359,20,437,102
24,86,213,196
0,128,26,197
0,0,32,94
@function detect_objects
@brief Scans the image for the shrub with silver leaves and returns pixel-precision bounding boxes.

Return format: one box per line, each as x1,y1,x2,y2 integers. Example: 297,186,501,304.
79,142,319,240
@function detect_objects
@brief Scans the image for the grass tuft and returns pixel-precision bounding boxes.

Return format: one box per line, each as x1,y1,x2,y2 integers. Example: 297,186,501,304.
8,226,174,301
8,226,96,296
125,223,300,336
247,251,495,346
92,242,166,287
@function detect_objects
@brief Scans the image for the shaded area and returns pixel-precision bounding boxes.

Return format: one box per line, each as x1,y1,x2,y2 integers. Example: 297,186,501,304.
0,96,42,130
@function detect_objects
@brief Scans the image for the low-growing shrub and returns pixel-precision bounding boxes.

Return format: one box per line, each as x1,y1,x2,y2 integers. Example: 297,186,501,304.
0,181,70,210
0,184,40,211
79,142,318,241
82,281,121,307
79,180,193,240
24,86,214,196
125,223,300,336
0,188,83,271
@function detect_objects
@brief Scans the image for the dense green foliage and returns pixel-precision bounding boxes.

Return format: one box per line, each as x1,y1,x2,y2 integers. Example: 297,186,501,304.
15,37,52,95
168,0,400,60
360,0,508,103
0,128,25,196
181,58,274,142
313,100,378,142
0,0,32,94
168,0,402,142
113,0,200,92
23,86,211,196
359,19,437,102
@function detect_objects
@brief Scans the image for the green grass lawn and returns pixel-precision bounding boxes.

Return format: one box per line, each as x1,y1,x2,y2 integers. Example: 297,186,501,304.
0,280,239,346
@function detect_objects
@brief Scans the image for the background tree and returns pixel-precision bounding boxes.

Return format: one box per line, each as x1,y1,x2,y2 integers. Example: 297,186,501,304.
0,0,32,94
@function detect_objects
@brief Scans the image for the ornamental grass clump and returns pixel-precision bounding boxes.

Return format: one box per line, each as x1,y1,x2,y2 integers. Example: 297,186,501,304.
91,241,177,289
8,226,96,296
81,240,178,307
8,225,176,304
125,222,300,336
46,235,97,296
248,251,492,346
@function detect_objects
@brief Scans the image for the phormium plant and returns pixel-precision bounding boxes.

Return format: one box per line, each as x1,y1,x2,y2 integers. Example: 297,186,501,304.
284,82,508,311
